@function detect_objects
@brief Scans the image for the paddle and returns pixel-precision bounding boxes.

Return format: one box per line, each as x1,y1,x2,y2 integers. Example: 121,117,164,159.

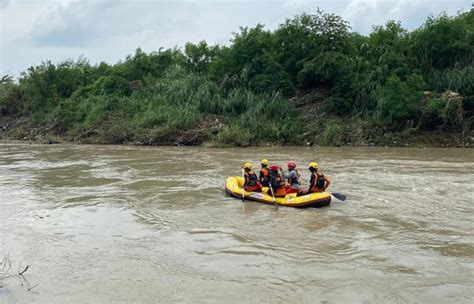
331,192,347,201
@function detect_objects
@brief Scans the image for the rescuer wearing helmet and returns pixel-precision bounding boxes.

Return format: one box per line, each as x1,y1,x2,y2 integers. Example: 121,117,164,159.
242,163,262,192
306,162,330,193
259,159,270,187
267,165,287,197
282,160,302,194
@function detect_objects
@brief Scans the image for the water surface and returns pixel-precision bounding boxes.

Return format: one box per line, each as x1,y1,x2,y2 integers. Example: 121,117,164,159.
1,143,473,303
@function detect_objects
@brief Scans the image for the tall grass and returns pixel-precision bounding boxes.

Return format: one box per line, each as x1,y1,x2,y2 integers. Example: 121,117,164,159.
36,65,304,145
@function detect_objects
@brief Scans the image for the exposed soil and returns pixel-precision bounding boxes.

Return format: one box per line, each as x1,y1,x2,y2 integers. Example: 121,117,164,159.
0,116,471,148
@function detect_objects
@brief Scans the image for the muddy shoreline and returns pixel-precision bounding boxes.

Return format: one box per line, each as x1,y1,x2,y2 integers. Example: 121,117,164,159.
0,116,471,148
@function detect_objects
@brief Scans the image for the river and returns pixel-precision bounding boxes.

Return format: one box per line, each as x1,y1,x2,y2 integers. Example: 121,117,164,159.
0,142,473,303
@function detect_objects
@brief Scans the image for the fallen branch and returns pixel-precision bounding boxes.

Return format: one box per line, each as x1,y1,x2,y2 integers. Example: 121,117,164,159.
19,265,29,276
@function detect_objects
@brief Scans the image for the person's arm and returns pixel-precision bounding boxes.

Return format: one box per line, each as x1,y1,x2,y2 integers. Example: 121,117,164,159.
308,173,315,190
281,170,290,179
324,175,331,190
288,171,298,183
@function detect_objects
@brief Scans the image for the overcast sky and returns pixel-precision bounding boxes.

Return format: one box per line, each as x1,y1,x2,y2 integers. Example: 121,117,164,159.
1,0,472,76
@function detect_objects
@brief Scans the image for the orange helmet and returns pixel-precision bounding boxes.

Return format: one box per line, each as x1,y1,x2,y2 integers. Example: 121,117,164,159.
287,160,296,168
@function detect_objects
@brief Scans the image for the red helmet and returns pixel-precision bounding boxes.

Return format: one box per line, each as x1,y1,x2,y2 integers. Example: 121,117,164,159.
269,165,280,171
287,160,296,168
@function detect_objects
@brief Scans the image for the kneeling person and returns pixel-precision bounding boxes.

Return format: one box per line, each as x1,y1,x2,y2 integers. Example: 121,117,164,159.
267,165,287,197
259,159,270,187
243,163,262,192
307,162,330,193
283,160,302,194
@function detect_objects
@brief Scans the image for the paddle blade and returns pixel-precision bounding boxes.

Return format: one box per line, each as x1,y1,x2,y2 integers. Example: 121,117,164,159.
332,192,347,201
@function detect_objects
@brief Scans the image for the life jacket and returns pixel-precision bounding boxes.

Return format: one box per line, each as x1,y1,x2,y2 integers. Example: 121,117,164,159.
259,167,270,186
269,173,286,196
244,171,261,191
275,174,286,187
244,171,258,186
310,172,328,192
273,187,287,197
287,169,301,185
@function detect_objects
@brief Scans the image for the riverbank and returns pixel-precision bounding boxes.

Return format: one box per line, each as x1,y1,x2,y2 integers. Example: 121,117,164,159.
1,116,471,148
1,10,472,148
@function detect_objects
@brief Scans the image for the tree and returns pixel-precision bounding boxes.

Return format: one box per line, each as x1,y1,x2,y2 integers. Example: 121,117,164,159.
184,41,217,73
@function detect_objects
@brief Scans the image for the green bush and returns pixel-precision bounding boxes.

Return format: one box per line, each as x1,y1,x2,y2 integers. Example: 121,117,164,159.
0,84,21,115
322,119,344,145
1,8,472,145
376,74,425,128
217,125,253,146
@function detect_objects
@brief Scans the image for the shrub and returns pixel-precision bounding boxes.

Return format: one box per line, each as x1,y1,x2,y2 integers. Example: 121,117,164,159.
217,125,253,146
322,119,344,145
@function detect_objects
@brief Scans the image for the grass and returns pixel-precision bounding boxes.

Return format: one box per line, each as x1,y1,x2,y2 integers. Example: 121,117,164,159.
22,66,306,146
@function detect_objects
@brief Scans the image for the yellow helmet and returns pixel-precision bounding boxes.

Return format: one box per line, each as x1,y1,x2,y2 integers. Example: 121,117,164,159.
261,159,269,166
243,162,253,169
308,162,319,169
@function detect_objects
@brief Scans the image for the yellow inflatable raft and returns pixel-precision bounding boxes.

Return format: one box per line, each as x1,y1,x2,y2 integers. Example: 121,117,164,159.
225,176,331,208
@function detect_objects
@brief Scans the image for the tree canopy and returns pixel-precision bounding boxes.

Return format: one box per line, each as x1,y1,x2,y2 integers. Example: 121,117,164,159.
1,8,472,146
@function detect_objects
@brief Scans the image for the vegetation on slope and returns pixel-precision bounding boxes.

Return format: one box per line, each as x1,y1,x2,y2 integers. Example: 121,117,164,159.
1,8,473,146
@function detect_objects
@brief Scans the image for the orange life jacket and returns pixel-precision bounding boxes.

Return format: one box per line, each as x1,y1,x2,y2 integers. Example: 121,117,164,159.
270,174,286,196
259,167,270,185
309,172,330,192
273,186,287,197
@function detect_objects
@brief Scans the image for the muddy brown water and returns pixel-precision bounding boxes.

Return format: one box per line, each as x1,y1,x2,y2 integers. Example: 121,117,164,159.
0,142,473,303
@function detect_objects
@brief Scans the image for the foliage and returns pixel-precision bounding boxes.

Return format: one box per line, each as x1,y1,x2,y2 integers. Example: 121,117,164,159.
375,74,426,128
322,118,344,145
1,8,472,146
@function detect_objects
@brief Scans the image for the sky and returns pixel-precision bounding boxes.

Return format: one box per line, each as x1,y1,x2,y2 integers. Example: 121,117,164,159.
0,0,472,76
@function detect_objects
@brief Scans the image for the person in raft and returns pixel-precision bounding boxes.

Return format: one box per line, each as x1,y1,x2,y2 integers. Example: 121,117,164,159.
242,163,262,192
303,162,331,194
267,165,287,197
259,159,270,187
282,160,302,194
